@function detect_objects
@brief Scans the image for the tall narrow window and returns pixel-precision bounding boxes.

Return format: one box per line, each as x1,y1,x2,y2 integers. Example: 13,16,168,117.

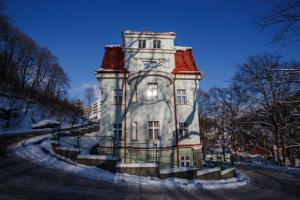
138,40,146,48
132,85,137,102
113,123,122,140
178,122,188,138
132,122,138,141
113,89,123,104
180,156,190,167
148,121,159,140
176,89,187,104
153,40,161,48
147,83,158,100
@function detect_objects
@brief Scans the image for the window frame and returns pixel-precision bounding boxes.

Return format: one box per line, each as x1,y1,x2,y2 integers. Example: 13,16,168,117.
153,40,161,49
113,123,123,141
148,121,160,140
147,82,158,101
113,89,123,105
138,40,146,48
180,156,190,167
132,121,138,141
176,89,187,105
178,122,189,139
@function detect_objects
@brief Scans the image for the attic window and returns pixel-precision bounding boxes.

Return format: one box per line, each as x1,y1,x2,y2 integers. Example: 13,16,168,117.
153,40,161,48
138,40,146,48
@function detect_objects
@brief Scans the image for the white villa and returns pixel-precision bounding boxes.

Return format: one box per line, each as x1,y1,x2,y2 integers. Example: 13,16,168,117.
96,31,204,168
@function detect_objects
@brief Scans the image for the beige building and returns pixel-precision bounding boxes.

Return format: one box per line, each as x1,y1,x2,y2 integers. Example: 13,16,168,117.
83,99,101,121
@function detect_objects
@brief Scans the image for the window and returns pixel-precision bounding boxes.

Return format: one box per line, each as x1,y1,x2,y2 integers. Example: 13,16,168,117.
113,123,122,140
132,122,138,140
138,40,146,48
153,40,161,48
148,121,159,140
180,156,190,167
178,122,188,138
113,89,123,104
176,89,187,104
147,83,158,100
132,85,137,102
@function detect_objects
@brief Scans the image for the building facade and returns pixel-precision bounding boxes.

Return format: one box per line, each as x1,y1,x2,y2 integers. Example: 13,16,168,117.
83,99,101,121
96,31,203,168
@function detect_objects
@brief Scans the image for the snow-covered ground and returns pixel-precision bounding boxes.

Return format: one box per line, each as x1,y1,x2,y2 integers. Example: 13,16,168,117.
235,162,300,176
58,132,99,155
8,135,251,190
0,128,53,138
31,119,60,129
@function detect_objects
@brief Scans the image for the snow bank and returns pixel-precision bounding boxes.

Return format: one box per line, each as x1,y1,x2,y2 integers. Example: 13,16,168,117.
221,168,235,175
116,163,158,168
160,167,195,174
236,162,300,176
55,146,80,152
0,128,52,138
197,168,220,176
77,155,115,160
10,135,250,190
58,132,99,155
32,119,60,129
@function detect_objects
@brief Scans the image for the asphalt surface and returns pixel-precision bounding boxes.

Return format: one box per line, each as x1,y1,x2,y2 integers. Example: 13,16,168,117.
0,136,300,200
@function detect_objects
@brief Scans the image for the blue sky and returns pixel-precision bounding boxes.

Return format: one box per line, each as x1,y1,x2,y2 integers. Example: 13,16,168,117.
5,0,300,101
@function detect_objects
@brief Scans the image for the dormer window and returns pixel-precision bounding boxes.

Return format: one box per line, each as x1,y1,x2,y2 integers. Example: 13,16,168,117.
153,40,161,48
138,40,146,48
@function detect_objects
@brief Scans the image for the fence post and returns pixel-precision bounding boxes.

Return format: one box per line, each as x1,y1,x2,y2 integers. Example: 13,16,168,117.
76,135,80,151
154,143,158,164
192,148,195,167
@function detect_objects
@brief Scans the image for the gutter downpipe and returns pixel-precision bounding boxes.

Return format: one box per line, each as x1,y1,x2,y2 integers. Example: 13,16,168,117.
123,72,127,163
172,74,180,167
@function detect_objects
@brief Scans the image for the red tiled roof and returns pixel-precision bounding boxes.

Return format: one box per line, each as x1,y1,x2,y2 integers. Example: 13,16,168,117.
172,49,201,74
97,46,201,75
97,46,128,73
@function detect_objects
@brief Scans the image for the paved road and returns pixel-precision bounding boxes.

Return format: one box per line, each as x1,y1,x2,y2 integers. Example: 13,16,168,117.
0,136,300,200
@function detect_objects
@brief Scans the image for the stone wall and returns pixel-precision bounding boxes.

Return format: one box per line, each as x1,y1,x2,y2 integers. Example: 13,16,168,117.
159,167,196,179
54,147,80,161
196,168,221,180
221,168,236,179
76,155,117,172
116,163,159,177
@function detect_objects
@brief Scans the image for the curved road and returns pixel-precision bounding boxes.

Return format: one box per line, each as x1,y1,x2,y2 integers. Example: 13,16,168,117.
0,136,300,200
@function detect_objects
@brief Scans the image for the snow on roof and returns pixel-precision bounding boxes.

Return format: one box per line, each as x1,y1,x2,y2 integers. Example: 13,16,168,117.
173,48,200,74
174,46,192,51
104,44,121,48
123,30,176,36
97,46,128,73
97,41,203,75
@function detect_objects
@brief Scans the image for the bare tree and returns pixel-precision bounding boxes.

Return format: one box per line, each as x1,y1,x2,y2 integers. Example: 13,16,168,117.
233,53,300,165
84,87,95,106
256,0,300,45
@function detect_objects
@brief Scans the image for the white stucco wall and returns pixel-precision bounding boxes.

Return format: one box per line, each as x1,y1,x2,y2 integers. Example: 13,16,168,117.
96,31,203,166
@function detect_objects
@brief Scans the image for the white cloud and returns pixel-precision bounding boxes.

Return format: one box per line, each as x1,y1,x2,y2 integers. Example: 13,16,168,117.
71,81,101,105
